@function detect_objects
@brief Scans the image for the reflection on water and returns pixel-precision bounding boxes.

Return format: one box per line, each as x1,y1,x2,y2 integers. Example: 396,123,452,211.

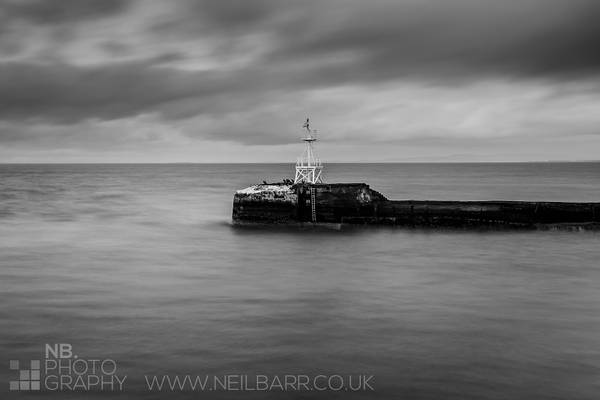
1,163,599,399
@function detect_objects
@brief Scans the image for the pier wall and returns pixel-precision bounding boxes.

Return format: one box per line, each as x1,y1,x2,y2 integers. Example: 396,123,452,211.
232,183,600,228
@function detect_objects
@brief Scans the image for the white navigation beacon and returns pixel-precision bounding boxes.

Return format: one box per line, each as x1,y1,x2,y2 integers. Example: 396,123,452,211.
294,118,323,184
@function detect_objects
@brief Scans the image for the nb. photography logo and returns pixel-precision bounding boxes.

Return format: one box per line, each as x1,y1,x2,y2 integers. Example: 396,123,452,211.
8,344,127,392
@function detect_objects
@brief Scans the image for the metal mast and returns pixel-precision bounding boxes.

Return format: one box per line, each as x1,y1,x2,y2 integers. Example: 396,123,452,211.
294,118,323,184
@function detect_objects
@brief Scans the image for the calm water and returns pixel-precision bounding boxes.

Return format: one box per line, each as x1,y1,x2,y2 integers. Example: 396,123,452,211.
1,163,599,399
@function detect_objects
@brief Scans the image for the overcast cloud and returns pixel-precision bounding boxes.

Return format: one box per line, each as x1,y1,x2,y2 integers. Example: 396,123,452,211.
1,0,599,162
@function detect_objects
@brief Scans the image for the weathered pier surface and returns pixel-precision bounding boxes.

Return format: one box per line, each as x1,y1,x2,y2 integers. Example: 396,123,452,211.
232,183,600,229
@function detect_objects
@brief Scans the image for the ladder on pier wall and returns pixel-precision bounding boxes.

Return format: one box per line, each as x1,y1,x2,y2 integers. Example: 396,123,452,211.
310,187,317,222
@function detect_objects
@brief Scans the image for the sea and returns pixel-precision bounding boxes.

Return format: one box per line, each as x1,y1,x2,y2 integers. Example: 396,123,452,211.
1,162,599,399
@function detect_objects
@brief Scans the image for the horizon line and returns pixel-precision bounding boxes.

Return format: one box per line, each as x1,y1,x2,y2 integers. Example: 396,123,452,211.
1,160,599,165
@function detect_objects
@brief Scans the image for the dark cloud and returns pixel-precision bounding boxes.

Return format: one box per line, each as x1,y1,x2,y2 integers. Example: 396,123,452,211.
188,0,277,31
0,59,220,122
0,55,373,124
0,56,382,125
267,0,600,80
149,0,282,36
98,40,131,57
0,56,320,126
0,0,133,60
1,0,600,159
146,0,600,80
0,0,131,25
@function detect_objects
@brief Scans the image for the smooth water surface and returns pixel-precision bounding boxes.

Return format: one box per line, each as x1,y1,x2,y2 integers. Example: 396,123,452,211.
1,163,599,399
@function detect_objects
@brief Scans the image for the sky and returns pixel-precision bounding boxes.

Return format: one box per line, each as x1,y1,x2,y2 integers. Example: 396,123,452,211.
1,0,599,163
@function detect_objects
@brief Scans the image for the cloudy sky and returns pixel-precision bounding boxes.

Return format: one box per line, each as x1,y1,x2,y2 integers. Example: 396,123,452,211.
1,0,599,162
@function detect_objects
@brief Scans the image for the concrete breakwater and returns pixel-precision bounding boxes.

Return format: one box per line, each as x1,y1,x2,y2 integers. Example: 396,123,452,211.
232,183,600,229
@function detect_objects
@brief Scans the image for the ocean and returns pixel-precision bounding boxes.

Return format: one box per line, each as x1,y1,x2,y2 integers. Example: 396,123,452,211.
1,163,599,399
